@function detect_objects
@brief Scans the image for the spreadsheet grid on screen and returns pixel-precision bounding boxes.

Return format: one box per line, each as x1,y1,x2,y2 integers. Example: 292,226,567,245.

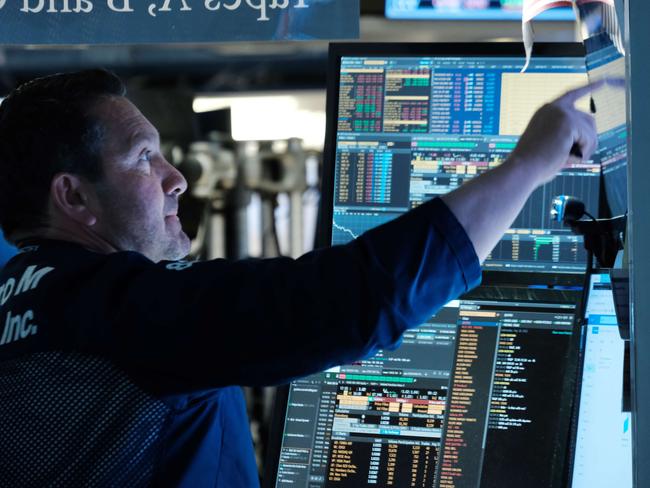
331,53,598,273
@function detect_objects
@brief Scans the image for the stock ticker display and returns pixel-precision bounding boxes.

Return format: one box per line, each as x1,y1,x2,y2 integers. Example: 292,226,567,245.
436,298,578,488
276,303,461,487
331,54,601,272
275,294,579,488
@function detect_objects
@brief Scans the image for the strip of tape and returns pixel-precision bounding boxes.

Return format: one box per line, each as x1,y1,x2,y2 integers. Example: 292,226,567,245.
521,0,621,73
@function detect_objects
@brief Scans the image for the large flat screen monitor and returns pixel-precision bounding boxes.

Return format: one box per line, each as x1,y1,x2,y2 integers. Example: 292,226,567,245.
266,287,582,487
570,272,632,487
385,0,576,21
320,43,599,275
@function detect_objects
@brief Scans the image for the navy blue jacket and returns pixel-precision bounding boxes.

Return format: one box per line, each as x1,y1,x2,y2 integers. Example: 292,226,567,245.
0,197,480,487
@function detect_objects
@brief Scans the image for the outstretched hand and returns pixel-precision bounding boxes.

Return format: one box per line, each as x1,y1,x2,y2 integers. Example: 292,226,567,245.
508,79,617,187
441,78,625,263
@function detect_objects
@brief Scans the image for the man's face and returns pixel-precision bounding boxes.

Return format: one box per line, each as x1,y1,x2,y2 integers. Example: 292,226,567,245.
87,96,191,262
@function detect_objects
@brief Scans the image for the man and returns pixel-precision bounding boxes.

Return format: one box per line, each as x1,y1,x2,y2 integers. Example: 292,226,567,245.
0,70,601,487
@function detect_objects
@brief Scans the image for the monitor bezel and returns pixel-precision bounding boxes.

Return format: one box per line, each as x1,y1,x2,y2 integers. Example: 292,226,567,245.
263,384,291,487
565,268,599,487
318,42,589,285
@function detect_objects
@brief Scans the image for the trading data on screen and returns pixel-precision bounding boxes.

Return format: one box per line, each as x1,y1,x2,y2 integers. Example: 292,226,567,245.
385,0,575,21
435,298,578,488
332,54,599,272
585,34,628,217
571,273,632,488
274,294,579,488
275,303,461,487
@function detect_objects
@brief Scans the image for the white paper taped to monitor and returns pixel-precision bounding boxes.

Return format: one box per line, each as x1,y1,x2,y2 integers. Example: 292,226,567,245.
521,0,622,72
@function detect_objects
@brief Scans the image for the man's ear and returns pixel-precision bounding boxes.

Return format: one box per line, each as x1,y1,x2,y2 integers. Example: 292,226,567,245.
50,173,97,227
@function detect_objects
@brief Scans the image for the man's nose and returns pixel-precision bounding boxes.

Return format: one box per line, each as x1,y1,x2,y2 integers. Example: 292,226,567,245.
163,160,188,196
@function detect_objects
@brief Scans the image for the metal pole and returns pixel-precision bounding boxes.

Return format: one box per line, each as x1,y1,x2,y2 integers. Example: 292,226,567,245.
625,0,650,485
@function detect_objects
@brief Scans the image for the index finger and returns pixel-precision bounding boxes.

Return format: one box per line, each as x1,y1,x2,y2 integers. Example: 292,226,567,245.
604,77,626,88
556,79,607,106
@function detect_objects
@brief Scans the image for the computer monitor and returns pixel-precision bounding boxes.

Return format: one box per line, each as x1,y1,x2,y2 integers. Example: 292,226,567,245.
569,272,632,487
385,0,575,21
584,34,628,218
320,43,600,274
265,287,582,487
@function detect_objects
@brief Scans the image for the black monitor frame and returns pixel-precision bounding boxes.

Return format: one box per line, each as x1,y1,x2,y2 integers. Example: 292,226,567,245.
564,267,599,487
317,42,590,286
264,384,291,487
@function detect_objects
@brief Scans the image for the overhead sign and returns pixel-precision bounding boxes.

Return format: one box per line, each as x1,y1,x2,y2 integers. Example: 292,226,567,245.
0,0,359,44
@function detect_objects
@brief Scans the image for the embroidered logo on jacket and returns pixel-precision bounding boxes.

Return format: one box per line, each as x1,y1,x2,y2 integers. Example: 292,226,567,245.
0,265,54,346
0,310,37,345
165,261,194,271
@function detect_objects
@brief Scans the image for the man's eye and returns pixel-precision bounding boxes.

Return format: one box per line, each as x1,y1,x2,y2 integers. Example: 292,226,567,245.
138,151,152,164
